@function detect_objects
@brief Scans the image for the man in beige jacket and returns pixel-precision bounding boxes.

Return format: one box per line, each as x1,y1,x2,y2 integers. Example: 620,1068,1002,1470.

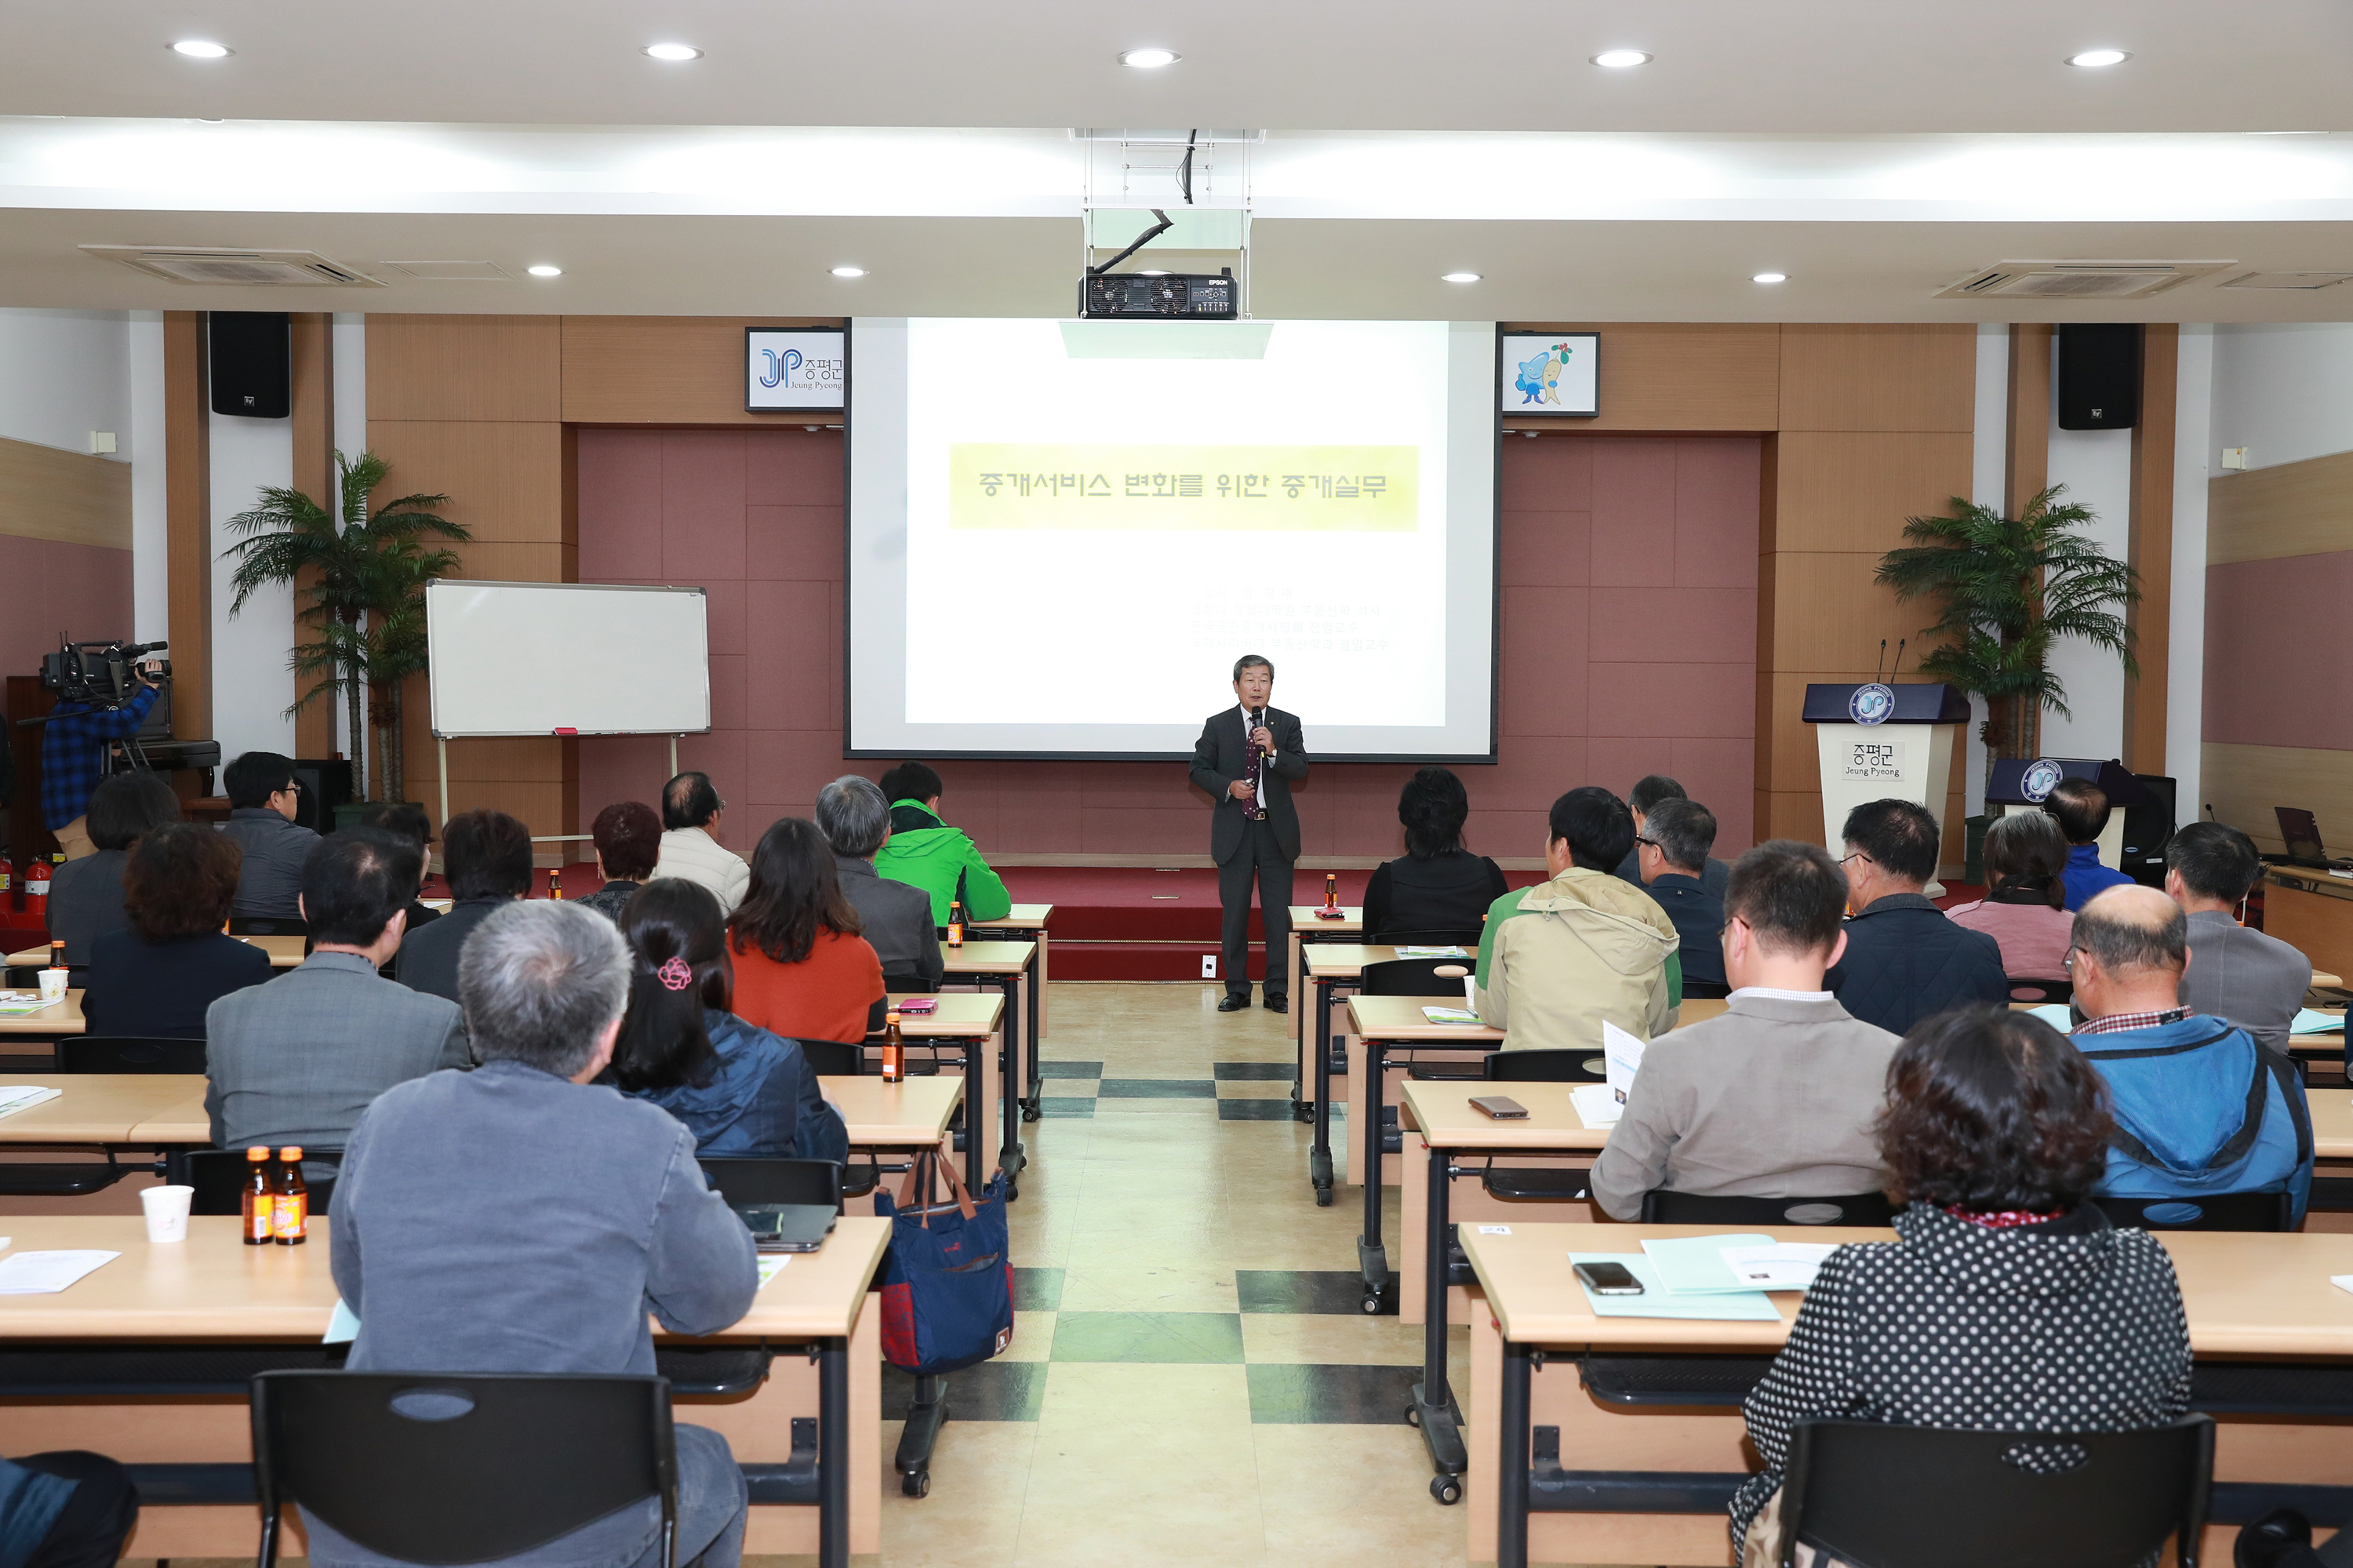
1476,786,1681,1049
1589,839,1901,1221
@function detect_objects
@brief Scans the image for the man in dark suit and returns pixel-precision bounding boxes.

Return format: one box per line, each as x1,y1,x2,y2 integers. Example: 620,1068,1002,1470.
1190,655,1310,1013
1826,797,2009,1034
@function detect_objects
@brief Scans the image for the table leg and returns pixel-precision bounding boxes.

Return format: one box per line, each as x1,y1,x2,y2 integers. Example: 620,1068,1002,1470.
1497,1339,1532,1568
998,978,1024,1198
1021,946,1042,1119
818,1333,849,1568
962,1035,987,1198
1413,1136,1467,1498
1358,1038,1389,1311
1310,979,1334,1205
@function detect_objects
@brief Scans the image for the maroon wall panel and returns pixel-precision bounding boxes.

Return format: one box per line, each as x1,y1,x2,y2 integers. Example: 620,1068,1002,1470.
0,535,133,686
2205,551,2353,751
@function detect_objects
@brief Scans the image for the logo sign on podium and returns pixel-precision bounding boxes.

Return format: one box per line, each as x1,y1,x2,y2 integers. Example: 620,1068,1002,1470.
2020,759,2065,803
1840,740,1908,784
1848,682,1896,726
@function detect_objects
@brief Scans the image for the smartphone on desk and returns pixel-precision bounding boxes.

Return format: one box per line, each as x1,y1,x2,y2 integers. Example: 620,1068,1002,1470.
1573,1261,1644,1297
896,998,939,1016
1469,1095,1528,1119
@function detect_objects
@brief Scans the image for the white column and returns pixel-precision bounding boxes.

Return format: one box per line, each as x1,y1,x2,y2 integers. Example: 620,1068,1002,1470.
2167,326,2214,820
1963,323,2010,815
127,311,169,644
331,312,368,773
209,410,297,762
2039,333,2135,761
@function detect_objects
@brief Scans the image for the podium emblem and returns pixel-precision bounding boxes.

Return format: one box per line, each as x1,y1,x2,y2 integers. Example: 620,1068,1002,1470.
2020,759,2064,803
1848,683,1896,726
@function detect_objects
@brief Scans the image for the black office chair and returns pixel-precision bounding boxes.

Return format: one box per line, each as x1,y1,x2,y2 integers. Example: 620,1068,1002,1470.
2092,1191,2294,1232
882,972,940,995
60,1036,205,1075
1366,928,1482,948
0,1157,128,1199
1776,1414,2213,1568
1361,959,1483,1093
1681,979,1732,1000
1641,1189,1897,1227
1485,1048,1605,1084
252,1370,682,1568
696,1156,844,1212
2007,976,2075,1006
228,916,308,938
800,1039,862,1077
184,1149,343,1217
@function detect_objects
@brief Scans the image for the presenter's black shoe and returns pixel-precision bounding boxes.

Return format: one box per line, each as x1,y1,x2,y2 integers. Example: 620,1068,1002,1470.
1217,993,1251,1013
1264,994,1289,1014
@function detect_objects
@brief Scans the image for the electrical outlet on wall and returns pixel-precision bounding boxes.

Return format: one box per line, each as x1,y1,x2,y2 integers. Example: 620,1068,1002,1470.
2221,447,2249,471
1201,955,1218,980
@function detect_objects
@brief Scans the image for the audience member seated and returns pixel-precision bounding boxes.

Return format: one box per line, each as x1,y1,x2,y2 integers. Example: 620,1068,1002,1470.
729,817,886,1044
216,750,321,920
397,808,532,1005
0,1450,140,1566
356,802,443,938
1634,797,1728,990
817,774,943,984
577,800,663,922
873,761,1013,925
607,879,847,1162
2046,777,2133,912
1825,798,2008,1035
45,771,178,968
2068,885,2313,1223
651,770,749,912
1592,841,1897,1220
206,829,469,1155
85,824,271,1039
1614,773,1729,897
1731,1006,2192,1566
2166,820,2312,1056
1362,766,1507,940
1475,786,1678,1049
1942,811,2074,982
322,900,757,1568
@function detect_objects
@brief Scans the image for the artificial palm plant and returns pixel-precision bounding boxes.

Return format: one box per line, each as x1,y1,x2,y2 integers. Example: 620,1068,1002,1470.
1875,484,2139,785
223,451,469,803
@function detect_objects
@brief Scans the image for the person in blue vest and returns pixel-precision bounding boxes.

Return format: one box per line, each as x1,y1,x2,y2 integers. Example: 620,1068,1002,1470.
2067,885,2313,1225
2045,777,2134,913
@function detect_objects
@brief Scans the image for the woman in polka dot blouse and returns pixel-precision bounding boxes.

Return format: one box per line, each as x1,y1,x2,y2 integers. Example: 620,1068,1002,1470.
1733,1006,2194,1566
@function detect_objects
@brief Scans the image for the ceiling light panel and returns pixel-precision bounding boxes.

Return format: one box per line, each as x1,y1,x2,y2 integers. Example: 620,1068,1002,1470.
1119,49,1179,68
169,40,231,58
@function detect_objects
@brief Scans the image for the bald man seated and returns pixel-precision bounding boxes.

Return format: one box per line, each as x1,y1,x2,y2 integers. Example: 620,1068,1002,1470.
2065,884,2313,1224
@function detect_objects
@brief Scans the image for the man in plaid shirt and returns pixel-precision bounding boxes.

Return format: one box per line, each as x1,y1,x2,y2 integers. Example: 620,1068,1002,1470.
40,669,162,860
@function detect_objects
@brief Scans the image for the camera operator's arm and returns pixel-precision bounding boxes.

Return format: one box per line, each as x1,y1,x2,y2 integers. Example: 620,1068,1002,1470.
85,680,162,737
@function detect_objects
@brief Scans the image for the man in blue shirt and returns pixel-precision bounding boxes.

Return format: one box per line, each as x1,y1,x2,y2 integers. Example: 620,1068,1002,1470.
2045,778,2135,912
38,671,161,862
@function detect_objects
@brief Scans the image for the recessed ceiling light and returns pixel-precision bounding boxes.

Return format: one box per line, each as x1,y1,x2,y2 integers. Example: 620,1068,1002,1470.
1752,271,1787,284
169,39,231,58
1441,271,1482,284
831,266,867,278
643,43,703,61
2066,49,2130,67
1119,48,1180,68
526,265,562,278
1591,49,1652,68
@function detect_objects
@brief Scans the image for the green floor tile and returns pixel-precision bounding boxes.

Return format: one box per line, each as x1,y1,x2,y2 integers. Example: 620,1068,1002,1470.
1246,1362,1422,1424
1049,1311,1246,1363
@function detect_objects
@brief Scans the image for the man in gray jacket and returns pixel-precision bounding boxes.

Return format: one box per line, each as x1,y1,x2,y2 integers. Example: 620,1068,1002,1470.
816,774,944,985
215,750,319,922
205,829,470,1154
319,899,758,1568
1591,839,1901,1221
2167,820,2314,1056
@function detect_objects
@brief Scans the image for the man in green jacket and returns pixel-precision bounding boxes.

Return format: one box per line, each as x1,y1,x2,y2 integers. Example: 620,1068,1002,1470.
873,762,1013,926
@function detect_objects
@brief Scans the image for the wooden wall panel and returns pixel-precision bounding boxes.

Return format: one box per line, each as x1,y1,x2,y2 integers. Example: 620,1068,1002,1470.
365,315,561,423
1500,323,1780,432
2006,323,2053,517
0,435,131,549
2125,324,2177,775
1777,325,1977,434
1766,431,1977,553
164,312,211,744
562,316,843,426
2208,449,2353,566
360,422,566,545
2202,742,2353,856
290,313,336,759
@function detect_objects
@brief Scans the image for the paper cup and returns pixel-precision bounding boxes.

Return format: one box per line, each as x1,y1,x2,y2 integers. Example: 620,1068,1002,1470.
38,969,66,1004
140,1184,194,1243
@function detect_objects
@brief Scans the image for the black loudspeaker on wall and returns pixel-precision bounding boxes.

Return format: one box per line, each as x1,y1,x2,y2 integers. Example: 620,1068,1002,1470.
2123,773,2177,888
2057,323,2144,431
209,311,293,419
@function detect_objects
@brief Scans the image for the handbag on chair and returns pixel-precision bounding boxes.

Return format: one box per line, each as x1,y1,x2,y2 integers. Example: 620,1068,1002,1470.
872,1152,1014,1377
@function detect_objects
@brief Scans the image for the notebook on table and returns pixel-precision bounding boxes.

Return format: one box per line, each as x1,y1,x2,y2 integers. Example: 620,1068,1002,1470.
734,1203,837,1254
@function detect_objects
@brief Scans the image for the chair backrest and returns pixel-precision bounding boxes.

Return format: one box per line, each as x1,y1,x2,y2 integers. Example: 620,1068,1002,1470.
1486,1047,1606,1084
882,972,939,995
801,1038,862,1077
2006,976,2075,1006
697,1156,844,1212
1681,980,1732,1000
186,1148,344,1217
2091,1191,2293,1232
1369,927,1483,948
1359,958,1471,998
1641,1188,1897,1228
229,915,308,937
251,1370,676,1566
1779,1414,2213,1568
60,1036,206,1075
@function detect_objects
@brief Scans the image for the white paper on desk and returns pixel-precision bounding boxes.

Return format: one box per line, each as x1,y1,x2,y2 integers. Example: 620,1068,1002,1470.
2027,1004,2074,1031
758,1257,790,1289
0,994,59,1017
2333,1275,2353,1297
2291,1008,2343,1035
1569,1083,1623,1129
0,1250,118,1294
1394,945,1469,959
1602,1020,1645,1104
0,1086,59,1119
1718,1243,1838,1291
323,1299,362,1344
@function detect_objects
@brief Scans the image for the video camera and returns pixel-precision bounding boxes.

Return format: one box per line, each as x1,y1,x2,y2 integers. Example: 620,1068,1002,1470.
40,637,170,711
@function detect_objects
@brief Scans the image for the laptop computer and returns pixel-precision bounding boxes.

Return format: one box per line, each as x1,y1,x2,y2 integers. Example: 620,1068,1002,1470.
2272,808,2351,869
733,1202,838,1254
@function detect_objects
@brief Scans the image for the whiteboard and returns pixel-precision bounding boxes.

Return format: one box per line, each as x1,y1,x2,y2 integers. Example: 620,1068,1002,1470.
425,581,711,737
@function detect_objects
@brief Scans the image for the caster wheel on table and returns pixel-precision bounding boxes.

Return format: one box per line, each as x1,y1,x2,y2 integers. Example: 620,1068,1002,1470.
1315,1188,1333,1208
1360,1291,1384,1315
1431,1476,1461,1506
903,1470,931,1499
1006,1182,1020,1202
1022,1106,1040,1123
1403,1403,1421,1428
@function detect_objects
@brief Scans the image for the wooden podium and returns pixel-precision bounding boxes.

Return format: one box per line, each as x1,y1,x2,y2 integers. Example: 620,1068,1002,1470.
1803,682,1970,888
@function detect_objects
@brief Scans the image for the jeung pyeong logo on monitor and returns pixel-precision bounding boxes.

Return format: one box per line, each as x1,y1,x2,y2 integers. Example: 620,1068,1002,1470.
746,328,846,413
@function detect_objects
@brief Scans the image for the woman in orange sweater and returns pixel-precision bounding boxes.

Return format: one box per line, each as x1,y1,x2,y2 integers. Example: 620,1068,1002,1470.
728,817,886,1042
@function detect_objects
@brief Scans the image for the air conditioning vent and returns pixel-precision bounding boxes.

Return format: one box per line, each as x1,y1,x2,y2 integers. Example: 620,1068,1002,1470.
1935,260,2234,300
380,260,515,282
2220,271,2353,291
80,246,387,287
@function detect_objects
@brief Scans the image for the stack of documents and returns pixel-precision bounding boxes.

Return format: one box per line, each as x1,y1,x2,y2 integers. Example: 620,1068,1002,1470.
1568,1083,1622,1128
1570,1232,1840,1321
0,994,60,1017
2290,1008,2344,1034
0,1086,59,1120
1394,945,1469,959
0,1251,118,1294
1420,1006,1483,1025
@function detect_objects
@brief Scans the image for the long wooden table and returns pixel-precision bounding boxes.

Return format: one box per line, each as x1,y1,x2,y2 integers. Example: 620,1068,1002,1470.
0,1213,890,1563
7,933,306,972
0,990,86,1039
2267,867,2353,986
1461,1221,2353,1566
1288,902,1364,1084
969,901,1052,1048
940,941,1037,1190
882,991,1006,1199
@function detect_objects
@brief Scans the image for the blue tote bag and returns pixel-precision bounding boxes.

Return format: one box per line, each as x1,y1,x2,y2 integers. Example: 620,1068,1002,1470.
873,1151,1015,1376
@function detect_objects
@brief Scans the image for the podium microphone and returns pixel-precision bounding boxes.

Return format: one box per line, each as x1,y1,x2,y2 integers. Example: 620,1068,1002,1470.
1873,639,1887,683
1890,638,1907,680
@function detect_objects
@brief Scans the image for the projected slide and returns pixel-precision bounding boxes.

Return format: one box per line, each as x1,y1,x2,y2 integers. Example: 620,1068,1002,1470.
846,318,1497,760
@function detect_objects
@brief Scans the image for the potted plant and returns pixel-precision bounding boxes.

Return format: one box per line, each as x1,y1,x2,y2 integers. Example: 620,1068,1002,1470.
1875,485,2139,880
223,451,469,820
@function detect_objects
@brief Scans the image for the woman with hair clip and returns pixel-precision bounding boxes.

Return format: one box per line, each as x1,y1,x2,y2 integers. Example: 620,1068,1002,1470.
608,879,846,1163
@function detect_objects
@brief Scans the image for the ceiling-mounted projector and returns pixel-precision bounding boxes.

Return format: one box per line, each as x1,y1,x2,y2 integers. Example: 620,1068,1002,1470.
1079,269,1238,320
